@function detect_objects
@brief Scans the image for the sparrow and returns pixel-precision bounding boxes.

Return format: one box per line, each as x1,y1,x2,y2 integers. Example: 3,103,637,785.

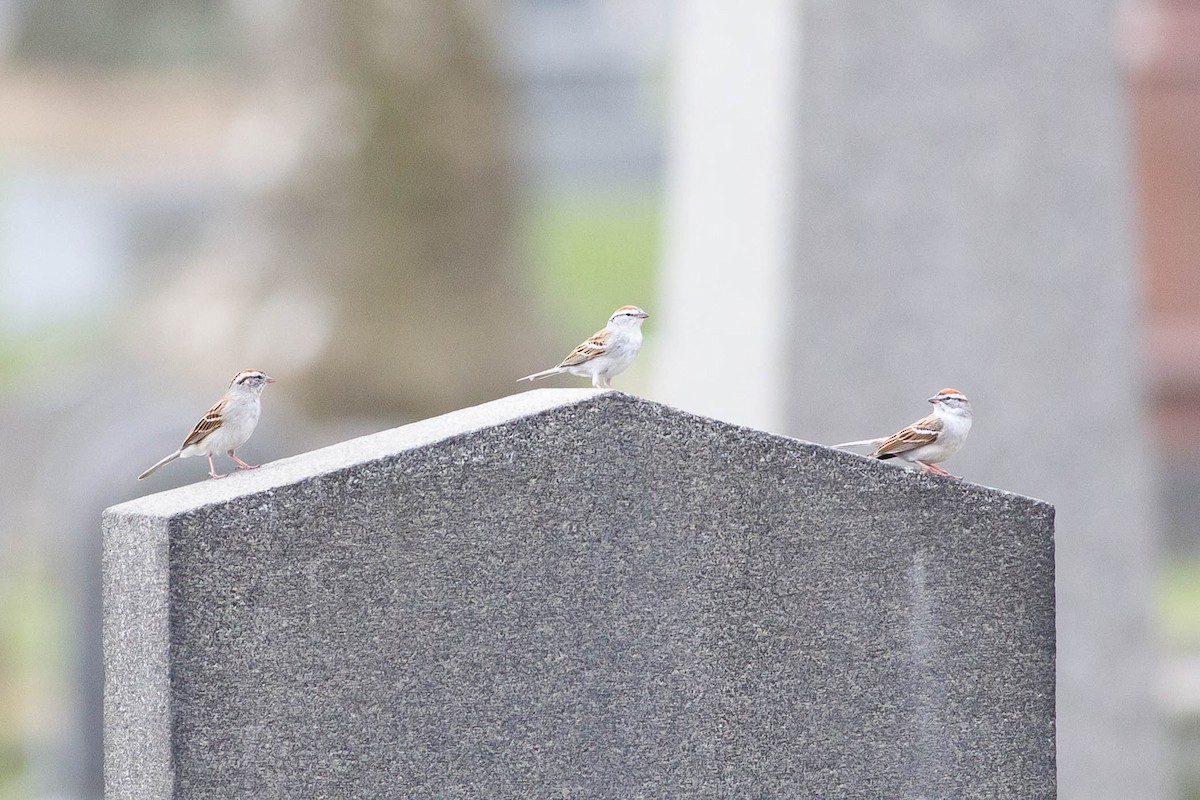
138,369,276,481
833,388,973,478
518,305,649,389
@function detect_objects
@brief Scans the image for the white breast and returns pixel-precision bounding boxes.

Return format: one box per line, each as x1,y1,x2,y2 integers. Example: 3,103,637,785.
197,397,261,456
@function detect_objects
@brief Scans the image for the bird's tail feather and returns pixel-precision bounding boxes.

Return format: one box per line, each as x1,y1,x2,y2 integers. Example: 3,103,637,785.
517,366,563,383
831,437,887,450
138,451,181,481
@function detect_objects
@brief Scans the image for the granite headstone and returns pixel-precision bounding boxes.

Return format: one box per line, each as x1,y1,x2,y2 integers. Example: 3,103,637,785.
105,389,1056,799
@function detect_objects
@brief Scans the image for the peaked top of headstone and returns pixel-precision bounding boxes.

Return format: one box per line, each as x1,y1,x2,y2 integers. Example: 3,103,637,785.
107,388,1051,519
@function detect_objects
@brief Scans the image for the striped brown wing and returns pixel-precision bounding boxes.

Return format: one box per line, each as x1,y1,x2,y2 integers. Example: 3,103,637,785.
180,398,226,450
558,330,608,368
873,413,942,458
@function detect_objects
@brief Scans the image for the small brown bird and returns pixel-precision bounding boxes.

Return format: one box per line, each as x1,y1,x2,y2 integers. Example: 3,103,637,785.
834,388,973,477
138,369,275,481
518,305,649,389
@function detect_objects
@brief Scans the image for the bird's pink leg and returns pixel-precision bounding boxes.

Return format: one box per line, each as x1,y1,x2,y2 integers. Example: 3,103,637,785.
919,461,958,479
228,451,258,471
207,454,227,479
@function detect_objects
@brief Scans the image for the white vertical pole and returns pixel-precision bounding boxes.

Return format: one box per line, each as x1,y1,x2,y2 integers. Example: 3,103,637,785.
651,0,802,432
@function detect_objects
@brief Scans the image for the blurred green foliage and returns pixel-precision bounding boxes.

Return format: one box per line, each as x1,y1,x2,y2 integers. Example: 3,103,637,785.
521,189,661,336
0,320,110,388
1162,558,1200,650
1162,558,1200,800
14,0,238,68
0,560,67,800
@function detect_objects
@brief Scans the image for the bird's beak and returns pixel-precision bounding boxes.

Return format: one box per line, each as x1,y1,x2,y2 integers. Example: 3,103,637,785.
638,311,649,319
265,376,277,384
927,395,939,404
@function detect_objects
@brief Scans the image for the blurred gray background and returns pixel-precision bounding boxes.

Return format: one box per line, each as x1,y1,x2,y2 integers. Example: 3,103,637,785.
0,0,1193,798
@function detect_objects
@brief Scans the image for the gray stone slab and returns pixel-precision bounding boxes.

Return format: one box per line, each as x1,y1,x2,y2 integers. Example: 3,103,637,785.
786,3,1159,797
105,388,1056,799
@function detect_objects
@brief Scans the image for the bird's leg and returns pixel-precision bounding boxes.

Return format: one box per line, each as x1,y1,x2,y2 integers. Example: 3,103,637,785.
919,461,958,479
207,454,227,480
229,450,259,471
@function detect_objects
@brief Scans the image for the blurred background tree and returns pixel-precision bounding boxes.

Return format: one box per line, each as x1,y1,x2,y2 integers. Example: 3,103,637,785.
128,1,540,420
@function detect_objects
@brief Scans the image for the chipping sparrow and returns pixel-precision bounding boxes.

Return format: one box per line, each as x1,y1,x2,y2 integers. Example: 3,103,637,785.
834,388,973,478
138,369,276,481
518,305,649,389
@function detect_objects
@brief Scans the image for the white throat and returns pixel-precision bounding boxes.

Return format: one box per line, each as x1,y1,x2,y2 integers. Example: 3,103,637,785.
935,403,972,435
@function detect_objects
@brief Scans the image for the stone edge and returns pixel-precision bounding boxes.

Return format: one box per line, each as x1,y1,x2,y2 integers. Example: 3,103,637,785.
106,388,1054,521
102,510,173,800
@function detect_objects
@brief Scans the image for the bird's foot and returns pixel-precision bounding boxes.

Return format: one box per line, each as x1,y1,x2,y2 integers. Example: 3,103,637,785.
229,453,259,471
919,462,957,478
